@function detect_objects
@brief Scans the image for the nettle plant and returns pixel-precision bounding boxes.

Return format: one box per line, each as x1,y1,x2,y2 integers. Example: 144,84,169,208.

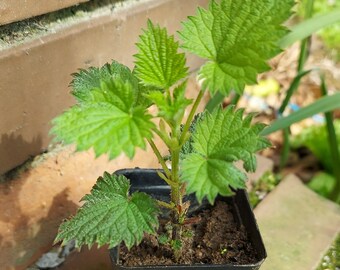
52,0,293,259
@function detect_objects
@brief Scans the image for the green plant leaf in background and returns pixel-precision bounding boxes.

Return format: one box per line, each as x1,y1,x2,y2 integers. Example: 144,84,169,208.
51,78,155,159
291,120,340,173
280,6,340,50
179,0,294,95
55,173,159,249
307,172,337,199
180,107,271,204
134,20,188,89
70,61,138,103
261,92,340,136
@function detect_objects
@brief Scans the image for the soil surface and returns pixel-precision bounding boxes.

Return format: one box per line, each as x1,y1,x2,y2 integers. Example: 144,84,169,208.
119,201,258,266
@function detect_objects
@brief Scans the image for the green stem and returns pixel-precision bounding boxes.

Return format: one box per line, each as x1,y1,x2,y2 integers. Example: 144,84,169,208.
157,200,175,210
170,147,181,203
157,171,177,187
147,138,171,178
320,77,340,203
279,69,313,115
297,0,314,72
153,127,172,148
179,90,204,145
279,0,314,167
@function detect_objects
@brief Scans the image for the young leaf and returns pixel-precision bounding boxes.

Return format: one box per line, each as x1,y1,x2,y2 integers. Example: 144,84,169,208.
180,107,271,204
71,61,138,102
179,0,294,95
146,81,192,124
51,78,155,159
134,20,188,89
55,172,159,249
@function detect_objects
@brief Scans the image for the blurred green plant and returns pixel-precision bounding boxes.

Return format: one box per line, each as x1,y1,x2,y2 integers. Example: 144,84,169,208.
278,0,314,168
316,233,340,270
249,172,281,208
298,0,340,58
266,1,340,201
291,121,340,173
307,172,337,199
204,0,340,202
262,89,340,203
291,118,340,201
261,94,340,137
207,1,340,112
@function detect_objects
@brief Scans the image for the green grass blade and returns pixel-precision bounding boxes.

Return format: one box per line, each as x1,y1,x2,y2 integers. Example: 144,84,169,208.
296,0,314,71
261,92,340,136
279,69,313,114
279,8,340,49
320,77,340,203
278,0,314,168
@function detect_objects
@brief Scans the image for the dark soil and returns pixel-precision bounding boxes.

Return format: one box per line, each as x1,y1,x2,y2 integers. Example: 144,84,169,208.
119,201,258,267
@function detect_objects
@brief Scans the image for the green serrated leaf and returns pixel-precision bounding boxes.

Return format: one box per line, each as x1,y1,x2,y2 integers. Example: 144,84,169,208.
71,61,138,102
55,172,159,249
90,78,137,111
134,20,188,89
180,106,271,203
179,0,294,95
146,81,192,124
51,79,155,159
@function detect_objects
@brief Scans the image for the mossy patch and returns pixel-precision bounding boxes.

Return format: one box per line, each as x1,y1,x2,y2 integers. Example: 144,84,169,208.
316,233,340,270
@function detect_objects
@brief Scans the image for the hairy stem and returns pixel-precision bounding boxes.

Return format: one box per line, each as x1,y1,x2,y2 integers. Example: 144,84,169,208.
147,138,171,178
168,90,205,259
157,170,177,187
152,127,172,149
179,90,204,145
157,200,175,210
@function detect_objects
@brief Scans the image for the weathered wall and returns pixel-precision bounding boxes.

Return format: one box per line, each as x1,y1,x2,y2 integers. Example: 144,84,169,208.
0,0,89,25
0,0,206,175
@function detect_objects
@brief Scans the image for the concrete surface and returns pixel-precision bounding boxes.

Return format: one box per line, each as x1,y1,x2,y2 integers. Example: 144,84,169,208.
255,174,340,270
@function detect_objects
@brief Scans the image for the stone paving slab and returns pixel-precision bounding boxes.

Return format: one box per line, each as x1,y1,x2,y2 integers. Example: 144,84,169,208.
255,174,340,270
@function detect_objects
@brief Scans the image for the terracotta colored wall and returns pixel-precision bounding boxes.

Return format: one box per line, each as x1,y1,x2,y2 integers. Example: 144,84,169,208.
0,0,207,175
0,0,89,25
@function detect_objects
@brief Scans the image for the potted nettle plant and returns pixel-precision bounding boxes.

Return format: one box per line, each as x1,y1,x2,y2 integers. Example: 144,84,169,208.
51,0,294,268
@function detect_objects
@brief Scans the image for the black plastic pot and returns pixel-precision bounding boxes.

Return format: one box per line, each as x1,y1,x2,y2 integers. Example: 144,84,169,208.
109,168,266,270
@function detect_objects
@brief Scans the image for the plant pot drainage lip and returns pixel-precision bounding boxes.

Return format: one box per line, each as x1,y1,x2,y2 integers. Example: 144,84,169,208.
110,168,267,270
